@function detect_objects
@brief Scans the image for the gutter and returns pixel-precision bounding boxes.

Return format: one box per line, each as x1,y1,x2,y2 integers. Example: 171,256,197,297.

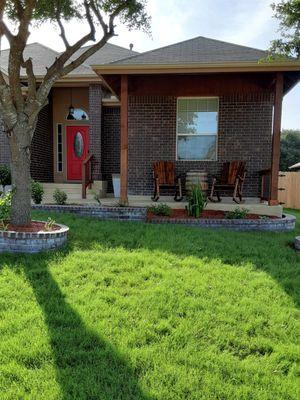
92,60,300,75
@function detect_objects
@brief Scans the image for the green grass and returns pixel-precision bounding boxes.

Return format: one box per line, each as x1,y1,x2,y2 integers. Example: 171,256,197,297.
0,210,299,400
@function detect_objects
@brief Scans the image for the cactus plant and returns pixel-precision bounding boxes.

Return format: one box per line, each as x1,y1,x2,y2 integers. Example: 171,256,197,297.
186,185,206,218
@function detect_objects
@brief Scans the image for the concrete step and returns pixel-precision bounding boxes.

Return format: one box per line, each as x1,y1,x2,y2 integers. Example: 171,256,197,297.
41,183,97,203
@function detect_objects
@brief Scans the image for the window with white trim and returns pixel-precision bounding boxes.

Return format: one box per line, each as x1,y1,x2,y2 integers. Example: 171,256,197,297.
177,97,218,161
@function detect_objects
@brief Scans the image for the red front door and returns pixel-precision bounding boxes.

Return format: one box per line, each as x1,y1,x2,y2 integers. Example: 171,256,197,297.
67,126,89,180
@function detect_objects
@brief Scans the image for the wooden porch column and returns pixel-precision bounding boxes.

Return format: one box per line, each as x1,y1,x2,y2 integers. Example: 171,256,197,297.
120,75,128,203
269,73,284,206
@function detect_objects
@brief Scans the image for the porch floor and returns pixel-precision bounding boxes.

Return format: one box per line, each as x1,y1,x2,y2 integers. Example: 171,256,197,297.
40,184,282,217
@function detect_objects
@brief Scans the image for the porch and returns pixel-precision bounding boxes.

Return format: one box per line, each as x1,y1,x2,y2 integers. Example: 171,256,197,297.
39,183,283,217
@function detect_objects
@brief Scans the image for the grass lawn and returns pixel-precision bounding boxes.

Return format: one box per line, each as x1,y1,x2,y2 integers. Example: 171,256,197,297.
0,209,299,400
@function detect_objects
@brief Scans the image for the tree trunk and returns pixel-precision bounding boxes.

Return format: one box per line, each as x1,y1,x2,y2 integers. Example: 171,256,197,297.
9,124,33,226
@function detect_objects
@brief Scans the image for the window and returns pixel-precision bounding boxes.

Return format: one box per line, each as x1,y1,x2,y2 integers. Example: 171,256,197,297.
66,108,89,121
177,97,218,161
57,124,63,172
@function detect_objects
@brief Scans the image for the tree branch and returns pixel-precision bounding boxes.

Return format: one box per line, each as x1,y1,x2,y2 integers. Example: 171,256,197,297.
56,12,70,49
0,19,14,44
21,56,36,101
7,0,36,111
89,0,108,34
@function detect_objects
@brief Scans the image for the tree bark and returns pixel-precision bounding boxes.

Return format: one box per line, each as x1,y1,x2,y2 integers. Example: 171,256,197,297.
9,124,33,226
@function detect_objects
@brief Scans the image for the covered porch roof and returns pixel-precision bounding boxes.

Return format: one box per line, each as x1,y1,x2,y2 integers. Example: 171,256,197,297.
91,36,300,206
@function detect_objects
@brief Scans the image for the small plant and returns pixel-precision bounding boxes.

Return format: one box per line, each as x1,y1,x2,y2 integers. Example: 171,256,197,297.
186,185,206,218
0,220,9,231
0,191,12,221
44,217,56,231
92,191,101,205
0,165,11,191
148,203,172,216
31,181,44,204
53,188,68,205
225,207,249,219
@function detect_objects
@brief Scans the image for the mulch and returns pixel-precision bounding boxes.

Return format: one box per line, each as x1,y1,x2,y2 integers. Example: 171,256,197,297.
147,209,277,221
1,221,60,233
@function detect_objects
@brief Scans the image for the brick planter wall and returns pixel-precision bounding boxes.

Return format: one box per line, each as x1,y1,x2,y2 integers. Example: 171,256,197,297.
32,204,147,221
0,221,69,253
148,213,296,232
128,93,273,197
32,205,295,232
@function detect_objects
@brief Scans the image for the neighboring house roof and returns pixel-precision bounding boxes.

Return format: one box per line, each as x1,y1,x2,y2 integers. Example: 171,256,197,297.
0,42,138,79
289,162,300,170
108,36,268,65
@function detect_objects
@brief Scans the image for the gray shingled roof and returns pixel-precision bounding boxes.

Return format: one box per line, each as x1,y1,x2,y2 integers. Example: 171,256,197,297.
0,42,138,77
108,36,268,65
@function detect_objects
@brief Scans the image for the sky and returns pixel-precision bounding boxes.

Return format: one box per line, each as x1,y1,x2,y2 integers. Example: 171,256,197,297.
2,0,299,129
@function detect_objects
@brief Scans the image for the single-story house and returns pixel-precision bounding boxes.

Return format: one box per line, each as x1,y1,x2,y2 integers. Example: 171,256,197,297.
0,36,299,208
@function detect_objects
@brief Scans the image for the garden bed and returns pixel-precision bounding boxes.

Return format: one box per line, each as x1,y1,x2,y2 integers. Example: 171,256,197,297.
147,209,296,232
0,220,69,253
147,209,278,221
31,204,296,232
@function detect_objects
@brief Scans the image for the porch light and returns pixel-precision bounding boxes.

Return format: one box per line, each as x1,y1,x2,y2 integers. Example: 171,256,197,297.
67,105,75,120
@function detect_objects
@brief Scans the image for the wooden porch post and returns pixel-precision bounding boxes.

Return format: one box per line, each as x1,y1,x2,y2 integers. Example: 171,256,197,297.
120,75,128,203
269,72,284,206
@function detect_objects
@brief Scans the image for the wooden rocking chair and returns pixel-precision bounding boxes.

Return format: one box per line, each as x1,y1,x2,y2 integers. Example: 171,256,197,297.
208,161,246,204
152,161,183,202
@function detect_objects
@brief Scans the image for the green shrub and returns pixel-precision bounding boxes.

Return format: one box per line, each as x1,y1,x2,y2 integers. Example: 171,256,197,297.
148,203,172,216
0,191,12,221
53,188,68,205
0,165,11,188
31,181,44,204
186,185,206,218
225,207,249,219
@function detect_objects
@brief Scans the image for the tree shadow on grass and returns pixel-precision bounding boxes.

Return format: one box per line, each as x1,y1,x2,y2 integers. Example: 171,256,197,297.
1,252,152,400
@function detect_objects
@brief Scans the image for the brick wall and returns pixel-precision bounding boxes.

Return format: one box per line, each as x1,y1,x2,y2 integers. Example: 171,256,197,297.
89,84,102,180
0,101,53,182
102,106,120,193
128,93,273,197
31,101,53,182
0,118,10,166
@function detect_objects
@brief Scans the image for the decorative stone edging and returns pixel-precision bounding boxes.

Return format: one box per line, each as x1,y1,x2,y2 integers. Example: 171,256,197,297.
148,214,296,232
0,221,69,253
295,236,300,250
32,205,296,232
32,204,147,221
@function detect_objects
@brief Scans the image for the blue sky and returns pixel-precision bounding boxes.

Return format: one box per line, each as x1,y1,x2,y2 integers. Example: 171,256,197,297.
3,0,299,129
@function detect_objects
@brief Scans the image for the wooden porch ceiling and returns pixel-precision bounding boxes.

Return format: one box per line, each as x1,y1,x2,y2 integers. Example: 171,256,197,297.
98,71,300,100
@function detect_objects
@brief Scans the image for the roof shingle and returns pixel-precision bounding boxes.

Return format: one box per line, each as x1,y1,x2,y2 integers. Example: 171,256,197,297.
107,36,267,66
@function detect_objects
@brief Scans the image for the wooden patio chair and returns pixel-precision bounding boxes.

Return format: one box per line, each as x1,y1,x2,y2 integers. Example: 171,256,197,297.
208,161,246,204
152,161,183,202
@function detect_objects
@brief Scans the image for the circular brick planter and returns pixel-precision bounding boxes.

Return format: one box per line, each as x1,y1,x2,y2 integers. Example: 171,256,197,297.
295,236,300,251
148,213,296,232
0,221,69,253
